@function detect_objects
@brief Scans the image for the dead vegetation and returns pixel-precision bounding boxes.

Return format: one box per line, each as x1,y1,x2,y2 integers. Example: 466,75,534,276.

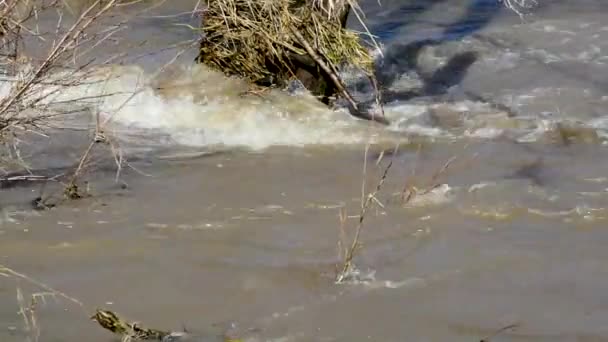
197,0,387,124
0,0,159,203
335,144,394,283
335,143,475,283
0,0,120,135
0,0,541,201
1,263,244,342
398,144,465,206
1,263,157,342
198,0,373,84
195,0,536,124
1,0,538,339
0,264,86,342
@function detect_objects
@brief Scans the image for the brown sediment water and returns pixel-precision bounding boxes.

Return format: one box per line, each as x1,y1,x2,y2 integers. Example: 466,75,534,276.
2,0,608,341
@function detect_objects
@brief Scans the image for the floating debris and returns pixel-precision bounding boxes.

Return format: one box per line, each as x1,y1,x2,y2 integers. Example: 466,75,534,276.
91,309,242,342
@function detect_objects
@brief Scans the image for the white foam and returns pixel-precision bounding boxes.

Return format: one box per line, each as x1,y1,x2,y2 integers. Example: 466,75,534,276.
14,64,396,150
4,55,606,149
385,103,452,138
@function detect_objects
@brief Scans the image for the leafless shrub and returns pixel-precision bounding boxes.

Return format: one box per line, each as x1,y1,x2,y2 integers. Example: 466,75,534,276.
0,0,174,199
0,0,122,132
0,0,119,177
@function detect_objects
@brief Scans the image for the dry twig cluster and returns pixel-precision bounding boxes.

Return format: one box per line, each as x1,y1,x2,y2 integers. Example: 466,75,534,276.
0,0,121,138
0,0,148,200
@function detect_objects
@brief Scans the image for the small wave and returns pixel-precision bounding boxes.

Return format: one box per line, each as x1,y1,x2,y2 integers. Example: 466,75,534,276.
84,65,384,149
1,63,404,150
3,50,607,150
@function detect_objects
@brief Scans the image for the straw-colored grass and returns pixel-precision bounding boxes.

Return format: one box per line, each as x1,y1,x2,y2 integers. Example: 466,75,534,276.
197,0,374,88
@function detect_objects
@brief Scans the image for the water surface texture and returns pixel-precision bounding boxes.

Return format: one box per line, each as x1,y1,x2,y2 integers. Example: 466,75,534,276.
1,1,608,341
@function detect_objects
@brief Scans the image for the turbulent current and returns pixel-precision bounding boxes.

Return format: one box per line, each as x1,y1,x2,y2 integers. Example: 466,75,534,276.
1,1,608,341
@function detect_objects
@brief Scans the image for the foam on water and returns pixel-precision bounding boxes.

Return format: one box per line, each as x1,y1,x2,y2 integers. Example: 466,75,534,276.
34,64,418,150
3,12,608,152
85,66,376,149
2,56,605,152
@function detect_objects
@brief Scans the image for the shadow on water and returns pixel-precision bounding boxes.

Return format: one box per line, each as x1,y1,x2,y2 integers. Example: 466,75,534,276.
440,0,503,42
380,48,480,103
371,0,503,42
370,0,449,41
368,0,505,104
369,0,607,110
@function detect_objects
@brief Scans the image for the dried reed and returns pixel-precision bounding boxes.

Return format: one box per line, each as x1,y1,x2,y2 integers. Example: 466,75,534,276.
336,144,395,283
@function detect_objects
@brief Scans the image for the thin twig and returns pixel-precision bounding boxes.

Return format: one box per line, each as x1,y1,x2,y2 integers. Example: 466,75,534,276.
480,323,521,342
336,144,395,283
0,264,85,309
289,26,358,111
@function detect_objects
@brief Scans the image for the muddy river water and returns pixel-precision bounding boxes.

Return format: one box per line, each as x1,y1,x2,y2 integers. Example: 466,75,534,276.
1,0,608,341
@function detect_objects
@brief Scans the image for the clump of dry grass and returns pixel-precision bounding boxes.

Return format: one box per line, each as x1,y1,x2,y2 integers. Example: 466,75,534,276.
197,0,387,122
198,0,374,84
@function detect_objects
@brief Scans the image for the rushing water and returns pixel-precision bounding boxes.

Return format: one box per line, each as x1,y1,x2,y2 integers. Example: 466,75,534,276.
1,0,608,341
